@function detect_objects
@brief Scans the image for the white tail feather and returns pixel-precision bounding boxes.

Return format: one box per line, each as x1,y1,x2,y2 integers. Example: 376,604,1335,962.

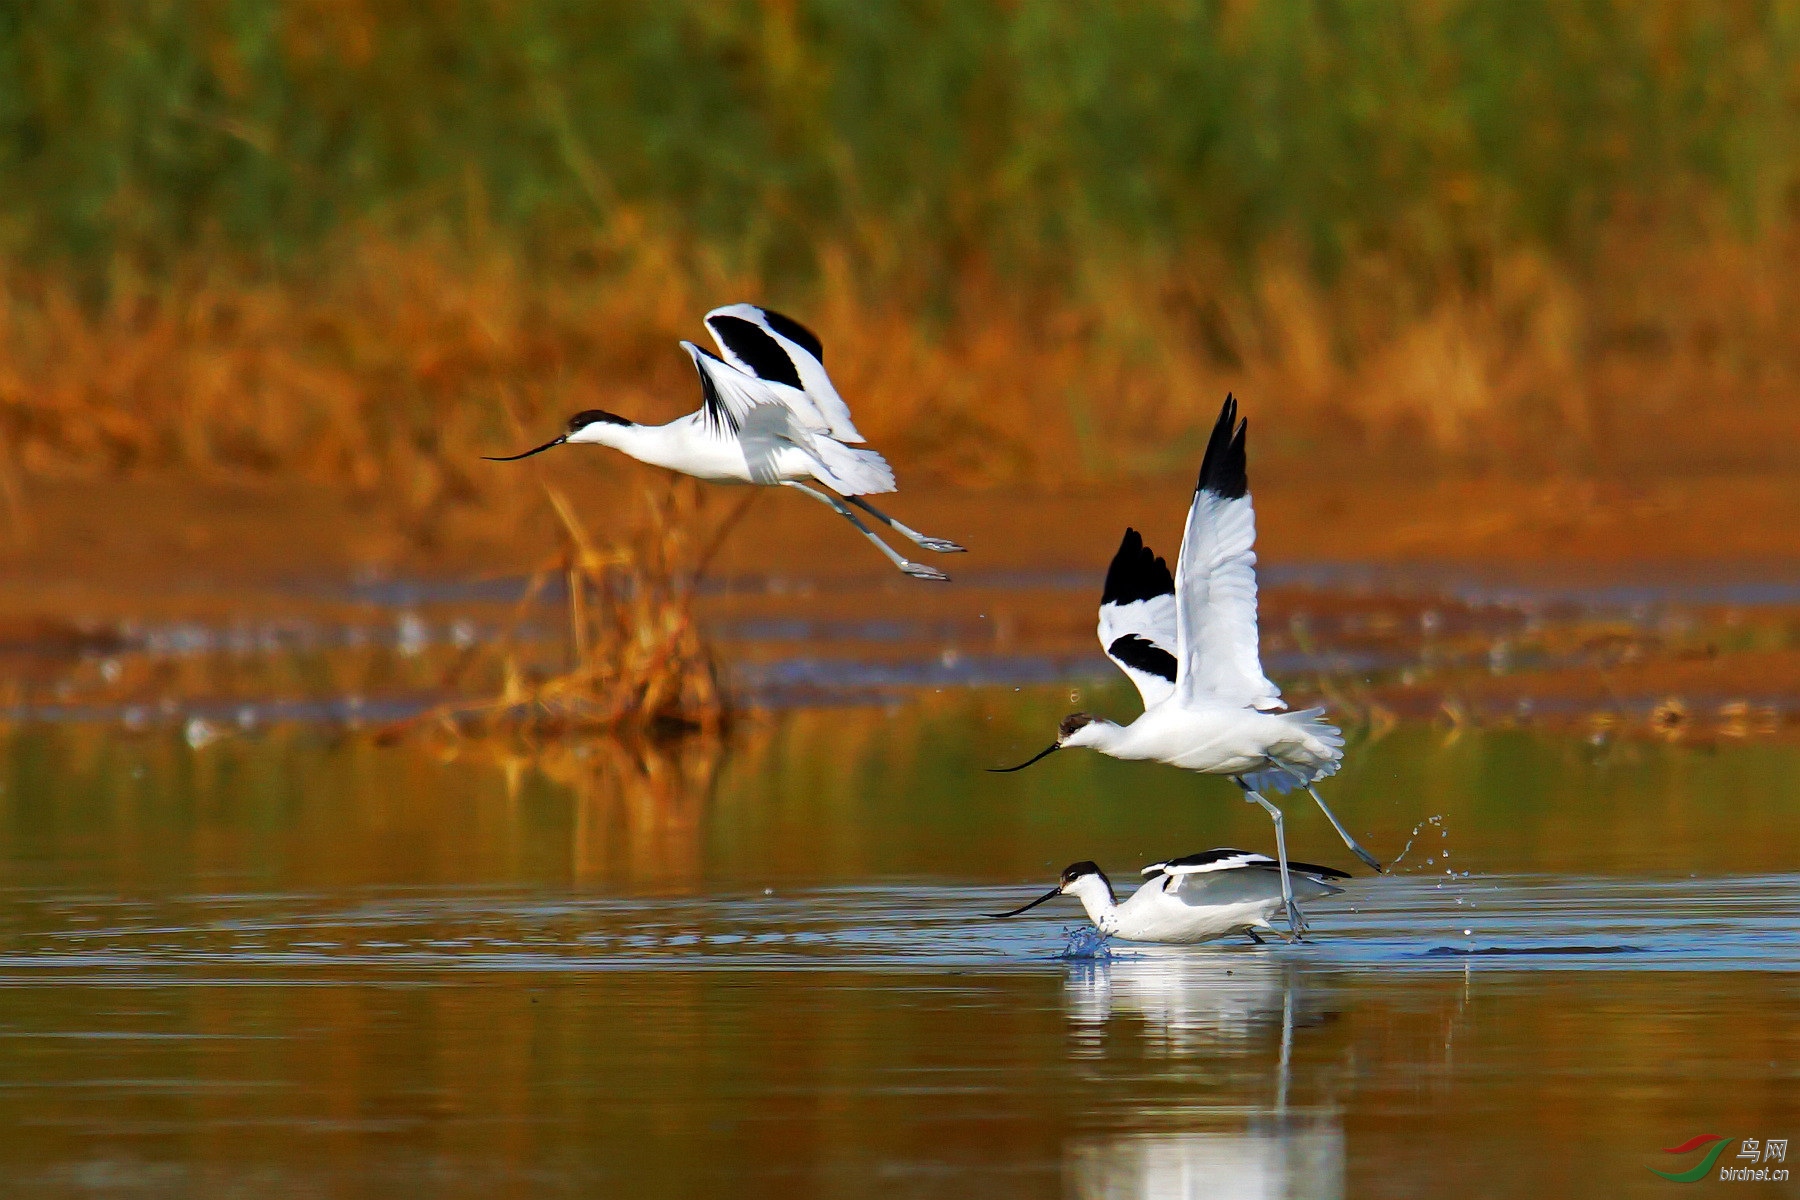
810,441,895,495
1243,707,1343,794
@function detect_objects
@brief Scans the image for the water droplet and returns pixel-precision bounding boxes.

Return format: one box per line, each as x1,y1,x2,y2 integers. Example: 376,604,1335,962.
396,612,429,657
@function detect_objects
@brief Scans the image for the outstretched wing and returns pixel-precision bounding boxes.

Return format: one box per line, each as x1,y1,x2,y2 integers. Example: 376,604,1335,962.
704,304,865,443
1171,395,1283,710
1097,528,1179,710
681,340,807,442
683,342,893,494
1140,849,1350,910
1140,848,1274,878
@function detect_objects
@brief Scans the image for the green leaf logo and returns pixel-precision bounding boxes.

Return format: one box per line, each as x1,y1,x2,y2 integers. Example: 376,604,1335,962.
1649,1135,1734,1182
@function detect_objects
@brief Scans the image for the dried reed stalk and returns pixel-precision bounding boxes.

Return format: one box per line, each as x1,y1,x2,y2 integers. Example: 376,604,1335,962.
382,478,732,742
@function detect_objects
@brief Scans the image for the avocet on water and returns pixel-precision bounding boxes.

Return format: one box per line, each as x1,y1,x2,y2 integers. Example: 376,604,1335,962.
990,394,1382,935
485,304,964,581
988,850,1350,945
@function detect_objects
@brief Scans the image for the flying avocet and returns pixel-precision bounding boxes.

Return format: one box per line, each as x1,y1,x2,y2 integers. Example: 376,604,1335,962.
988,850,1350,945
990,394,1382,934
485,304,964,580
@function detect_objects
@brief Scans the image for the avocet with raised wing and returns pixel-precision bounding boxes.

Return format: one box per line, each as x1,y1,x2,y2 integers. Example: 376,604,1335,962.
485,304,964,580
988,850,1351,945
990,394,1382,934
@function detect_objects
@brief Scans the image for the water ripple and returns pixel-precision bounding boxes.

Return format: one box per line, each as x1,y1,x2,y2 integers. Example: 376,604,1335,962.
0,874,1793,981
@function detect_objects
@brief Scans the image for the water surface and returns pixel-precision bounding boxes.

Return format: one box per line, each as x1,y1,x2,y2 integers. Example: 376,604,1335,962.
2,695,1797,1197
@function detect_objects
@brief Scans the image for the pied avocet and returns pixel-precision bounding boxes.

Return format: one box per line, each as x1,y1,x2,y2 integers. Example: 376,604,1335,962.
486,303,964,580
988,849,1350,944
990,395,1382,933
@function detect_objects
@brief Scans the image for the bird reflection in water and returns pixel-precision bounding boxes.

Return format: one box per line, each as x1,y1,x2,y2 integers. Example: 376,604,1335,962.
483,734,724,886
1063,952,1344,1200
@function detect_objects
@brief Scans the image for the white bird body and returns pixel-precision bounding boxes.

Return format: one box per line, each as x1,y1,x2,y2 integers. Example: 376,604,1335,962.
1073,875,1337,945
1064,702,1342,779
562,412,831,487
991,394,1380,934
991,851,1349,946
487,304,955,579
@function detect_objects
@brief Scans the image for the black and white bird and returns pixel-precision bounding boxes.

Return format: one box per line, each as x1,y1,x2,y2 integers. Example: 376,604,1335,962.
485,303,964,580
990,394,1382,934
988,850,1350,945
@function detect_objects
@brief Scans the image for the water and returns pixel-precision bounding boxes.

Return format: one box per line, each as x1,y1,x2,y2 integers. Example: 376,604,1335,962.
14,552,1800,730
1,698,1797,1198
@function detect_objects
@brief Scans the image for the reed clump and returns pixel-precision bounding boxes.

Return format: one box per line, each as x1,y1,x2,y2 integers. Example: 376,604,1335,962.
386,480,733,742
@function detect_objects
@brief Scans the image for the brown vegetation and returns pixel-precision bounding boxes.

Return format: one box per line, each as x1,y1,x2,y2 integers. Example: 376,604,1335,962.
378,477,734,741
1,215,1798,556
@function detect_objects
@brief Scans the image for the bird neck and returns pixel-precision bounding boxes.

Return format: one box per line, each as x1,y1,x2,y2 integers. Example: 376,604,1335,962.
1068,718,1129,755
1067,879,1119,929
570,418,679,465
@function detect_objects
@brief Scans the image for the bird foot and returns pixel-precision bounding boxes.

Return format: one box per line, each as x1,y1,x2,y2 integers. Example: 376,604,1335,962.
916,537,966,554
1284,899,1311,940
900,562,952,582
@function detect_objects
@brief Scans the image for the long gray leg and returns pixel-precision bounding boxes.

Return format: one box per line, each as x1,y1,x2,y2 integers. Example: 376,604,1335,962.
1276,978,1293,1114
1306,785,1384,872
1238,779,1306,937
781,482,950,581
843,496,965,554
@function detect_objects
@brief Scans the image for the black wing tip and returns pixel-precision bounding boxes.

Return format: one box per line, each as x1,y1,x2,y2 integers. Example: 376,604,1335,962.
689,350,741,437
1100,527,1175,606
1287,859,1354,880
708,313,804,389
1196,393,1248,500
757,307,824,363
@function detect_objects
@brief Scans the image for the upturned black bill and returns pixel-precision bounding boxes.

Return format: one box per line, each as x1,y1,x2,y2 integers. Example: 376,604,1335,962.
483,435,566,462
985,888,1062,919
987,743,1059,773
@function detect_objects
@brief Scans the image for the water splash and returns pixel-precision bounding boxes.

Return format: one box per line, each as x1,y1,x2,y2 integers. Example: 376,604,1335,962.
1389,814,1450,871
1057,925,1114,960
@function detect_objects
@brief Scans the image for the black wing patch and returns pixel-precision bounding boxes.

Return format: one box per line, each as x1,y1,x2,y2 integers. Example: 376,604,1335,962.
690,346,741,436
1196,392,1248,500
1283,859,1352,880
1108,634,1177,682
1161,848,1265,871
1100,528,1175,606
707,315,804,389
760,308,824,364
1159,847,1350,880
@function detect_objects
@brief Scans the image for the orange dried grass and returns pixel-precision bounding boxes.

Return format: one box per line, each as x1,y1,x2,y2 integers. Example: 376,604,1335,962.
0,216,1797,540
384,477,734,741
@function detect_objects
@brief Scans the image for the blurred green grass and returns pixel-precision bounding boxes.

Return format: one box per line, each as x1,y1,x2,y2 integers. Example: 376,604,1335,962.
4,1,1795,283
1,1,1799,531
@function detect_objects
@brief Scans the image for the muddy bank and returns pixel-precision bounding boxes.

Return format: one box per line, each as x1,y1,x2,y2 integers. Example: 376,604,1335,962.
3,468,1799,622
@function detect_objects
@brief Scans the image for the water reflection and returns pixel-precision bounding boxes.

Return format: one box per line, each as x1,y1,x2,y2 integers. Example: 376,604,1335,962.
1065,951,1317,1059
3,701,1799,1194
1067,1124,1343,1200
1064,953,1344,1199
511,735,724,885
